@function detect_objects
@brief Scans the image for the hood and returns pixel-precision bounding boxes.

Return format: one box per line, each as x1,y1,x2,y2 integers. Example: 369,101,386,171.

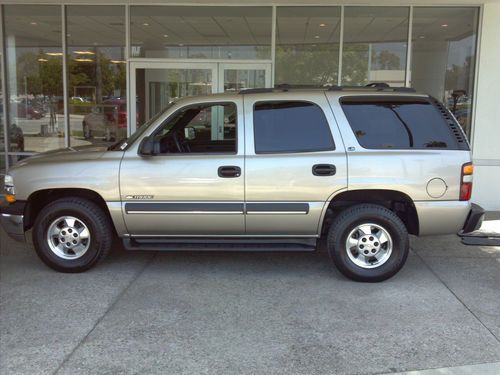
11,145,110,168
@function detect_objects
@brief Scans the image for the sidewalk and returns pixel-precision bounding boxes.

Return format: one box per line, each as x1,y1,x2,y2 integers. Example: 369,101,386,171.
1,223,499,374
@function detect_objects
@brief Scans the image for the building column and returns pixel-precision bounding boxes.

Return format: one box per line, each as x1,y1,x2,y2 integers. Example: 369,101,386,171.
471,2,500,210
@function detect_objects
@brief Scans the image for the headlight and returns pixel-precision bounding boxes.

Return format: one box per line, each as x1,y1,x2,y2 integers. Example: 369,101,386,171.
4,174,16,203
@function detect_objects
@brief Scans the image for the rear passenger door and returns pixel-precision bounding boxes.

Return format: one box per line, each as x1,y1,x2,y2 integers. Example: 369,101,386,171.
243,93,347,236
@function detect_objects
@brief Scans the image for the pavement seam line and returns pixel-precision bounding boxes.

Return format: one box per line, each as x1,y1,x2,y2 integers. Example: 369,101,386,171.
413,249,500,343
52,252,158,375
372,359,500,375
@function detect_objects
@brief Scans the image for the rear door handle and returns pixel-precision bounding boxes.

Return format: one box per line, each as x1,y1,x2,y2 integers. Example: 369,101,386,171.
312,164,336,176
218,166,241,178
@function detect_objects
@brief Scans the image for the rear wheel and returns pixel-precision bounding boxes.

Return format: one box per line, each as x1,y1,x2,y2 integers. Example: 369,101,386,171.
327,204,409,282
33,198,113,272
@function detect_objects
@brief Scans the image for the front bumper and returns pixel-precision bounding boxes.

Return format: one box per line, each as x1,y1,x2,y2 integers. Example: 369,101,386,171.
0,200,26,242
461,203,485,233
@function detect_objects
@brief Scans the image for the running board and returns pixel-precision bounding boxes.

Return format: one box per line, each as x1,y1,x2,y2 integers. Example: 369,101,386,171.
123,237,317,252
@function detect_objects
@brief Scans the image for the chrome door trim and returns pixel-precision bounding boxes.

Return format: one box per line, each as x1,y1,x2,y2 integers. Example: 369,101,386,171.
127,211,242,215
245,211,307,215
125,202,311,215
246,202,309,214
125,202,244,214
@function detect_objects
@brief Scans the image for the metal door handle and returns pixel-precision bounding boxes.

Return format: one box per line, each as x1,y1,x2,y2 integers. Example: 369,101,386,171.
312,164,336,176
218,166,241,178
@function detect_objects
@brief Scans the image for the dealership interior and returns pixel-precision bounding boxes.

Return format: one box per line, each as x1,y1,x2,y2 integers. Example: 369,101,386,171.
0,4,480,174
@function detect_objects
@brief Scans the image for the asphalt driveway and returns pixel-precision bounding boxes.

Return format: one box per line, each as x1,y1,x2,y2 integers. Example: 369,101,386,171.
1,221,499,374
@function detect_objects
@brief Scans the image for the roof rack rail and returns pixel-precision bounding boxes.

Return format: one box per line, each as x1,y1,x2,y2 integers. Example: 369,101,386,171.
238,88,275,94
328,83,416,93
274,83,328,90
238,84,326,94
238,83,416,94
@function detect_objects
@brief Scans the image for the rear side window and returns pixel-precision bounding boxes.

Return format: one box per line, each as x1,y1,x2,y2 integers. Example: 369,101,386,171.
253,101,334,154
341,97,465,150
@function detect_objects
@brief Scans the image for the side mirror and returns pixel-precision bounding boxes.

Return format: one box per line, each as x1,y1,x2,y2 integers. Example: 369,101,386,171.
139,136,155,156
185,127,196,140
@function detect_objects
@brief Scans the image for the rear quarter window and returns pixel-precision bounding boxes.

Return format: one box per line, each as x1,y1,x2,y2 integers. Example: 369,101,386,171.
340,97,467,150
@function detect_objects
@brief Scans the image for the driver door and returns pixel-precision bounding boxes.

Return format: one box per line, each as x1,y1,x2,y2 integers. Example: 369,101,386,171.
119,98,244,236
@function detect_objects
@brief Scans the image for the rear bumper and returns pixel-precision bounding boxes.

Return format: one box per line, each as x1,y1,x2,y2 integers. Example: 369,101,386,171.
415,201,470,236
461,203,485,233
0,200,26,242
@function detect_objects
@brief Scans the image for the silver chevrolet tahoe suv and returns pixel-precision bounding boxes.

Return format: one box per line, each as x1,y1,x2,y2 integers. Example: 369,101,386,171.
0,85,485,282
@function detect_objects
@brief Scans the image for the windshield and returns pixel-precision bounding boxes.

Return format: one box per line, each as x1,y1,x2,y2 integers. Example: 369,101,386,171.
108,102,176,151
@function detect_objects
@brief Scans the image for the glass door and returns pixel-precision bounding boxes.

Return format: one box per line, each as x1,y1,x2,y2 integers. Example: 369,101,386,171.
129,61,271,133
218,63,272,93
130,62,218,132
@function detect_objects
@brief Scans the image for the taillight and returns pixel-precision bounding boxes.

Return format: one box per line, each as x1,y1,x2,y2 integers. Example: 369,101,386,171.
119,112,127,128
460,162,473,201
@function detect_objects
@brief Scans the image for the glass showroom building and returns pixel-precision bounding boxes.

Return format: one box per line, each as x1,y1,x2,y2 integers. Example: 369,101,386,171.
0,0,498,209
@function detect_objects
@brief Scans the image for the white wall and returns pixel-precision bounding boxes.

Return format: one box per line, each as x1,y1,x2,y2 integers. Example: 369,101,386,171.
471,2,500,210
411,41,449,100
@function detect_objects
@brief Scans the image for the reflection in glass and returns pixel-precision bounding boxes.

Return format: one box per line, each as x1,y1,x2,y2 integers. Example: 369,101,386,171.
342,7,409,86
411,7,478,137
130,6,271,59
154,103,236,154
67,6,126,147
223,69,265,92
136,68,213,126
275,7,341,86
1,42,5,173
4,5,64,153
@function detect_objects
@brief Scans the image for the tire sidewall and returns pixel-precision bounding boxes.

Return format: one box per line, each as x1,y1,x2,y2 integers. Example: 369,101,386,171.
33,202,105,272
328,206,409,282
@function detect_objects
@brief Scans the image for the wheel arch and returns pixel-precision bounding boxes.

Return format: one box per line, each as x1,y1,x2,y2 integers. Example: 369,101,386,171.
24,188,115,235
320,189,419,236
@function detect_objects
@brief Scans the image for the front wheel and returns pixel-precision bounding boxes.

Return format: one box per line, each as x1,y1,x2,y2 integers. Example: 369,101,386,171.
33,198,113,272
327,204,409,282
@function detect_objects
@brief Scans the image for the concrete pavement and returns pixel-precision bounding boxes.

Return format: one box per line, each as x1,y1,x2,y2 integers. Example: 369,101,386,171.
1,225,499,374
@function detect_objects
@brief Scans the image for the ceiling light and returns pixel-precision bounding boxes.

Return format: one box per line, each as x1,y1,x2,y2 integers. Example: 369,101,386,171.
37,58,48,62
30,22,37,25
178,43,184,47
46,52,63,56
163,34,169,38
75,58,93,62
74,51,95,55
419,35,425,39
111,60,126,64
319,23,326,27
441,24,448,27
314,35,320,39
143,23,149,26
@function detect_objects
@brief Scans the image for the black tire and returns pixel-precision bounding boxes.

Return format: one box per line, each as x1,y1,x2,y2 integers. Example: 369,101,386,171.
32,198,113,273
327,204,409,282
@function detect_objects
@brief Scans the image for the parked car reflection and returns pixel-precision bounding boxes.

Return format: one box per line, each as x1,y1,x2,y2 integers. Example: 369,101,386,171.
15,102,45,120
0,123,24,152
81,99,127,142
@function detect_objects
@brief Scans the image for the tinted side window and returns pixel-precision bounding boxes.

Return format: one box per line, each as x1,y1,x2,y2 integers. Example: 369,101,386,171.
254,101,334,154
341,99,461,150
154,102,236,154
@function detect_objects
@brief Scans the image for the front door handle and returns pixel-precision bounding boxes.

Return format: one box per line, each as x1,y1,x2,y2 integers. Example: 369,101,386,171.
218,166,241,178
312,164,336,176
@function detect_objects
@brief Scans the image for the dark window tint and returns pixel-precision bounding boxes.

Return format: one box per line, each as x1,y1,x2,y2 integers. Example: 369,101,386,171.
254,101,334,153
341,98,462,150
